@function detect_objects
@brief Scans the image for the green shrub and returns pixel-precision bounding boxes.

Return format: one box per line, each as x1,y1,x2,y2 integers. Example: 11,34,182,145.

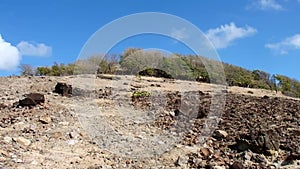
132,91,150,97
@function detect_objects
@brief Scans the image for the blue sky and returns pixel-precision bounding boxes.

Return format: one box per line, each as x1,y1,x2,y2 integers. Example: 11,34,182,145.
0,0,299,80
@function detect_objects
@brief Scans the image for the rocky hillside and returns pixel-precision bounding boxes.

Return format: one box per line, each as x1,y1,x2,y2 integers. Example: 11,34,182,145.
0,75,299,169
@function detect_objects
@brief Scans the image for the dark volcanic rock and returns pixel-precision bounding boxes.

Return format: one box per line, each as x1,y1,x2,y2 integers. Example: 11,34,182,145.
18,93,45,107
24,93,45,104
54,82,72,97
18,97,37,107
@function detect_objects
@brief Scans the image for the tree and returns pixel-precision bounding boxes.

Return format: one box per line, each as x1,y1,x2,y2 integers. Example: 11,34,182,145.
19,64,35,76
275,75,292,92
51,62,61,76
119,48,142,64
36,67,51,76
252,70,270,81
92,54,119,75
252,70,273,89
120,49,164,75
64,63,75,75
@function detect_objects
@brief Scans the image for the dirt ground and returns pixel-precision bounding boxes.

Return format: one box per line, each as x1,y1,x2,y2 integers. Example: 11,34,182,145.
0,75,299,169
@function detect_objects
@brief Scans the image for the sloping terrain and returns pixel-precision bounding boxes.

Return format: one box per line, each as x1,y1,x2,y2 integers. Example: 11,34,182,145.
0,75,299,169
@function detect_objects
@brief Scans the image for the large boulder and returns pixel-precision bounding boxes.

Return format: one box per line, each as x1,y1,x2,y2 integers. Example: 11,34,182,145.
24,93,45,104
18,97,37,107
18,93,45,107
54,82,72,97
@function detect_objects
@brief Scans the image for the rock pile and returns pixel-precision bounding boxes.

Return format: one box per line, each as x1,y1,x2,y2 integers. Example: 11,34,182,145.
144,91,300,168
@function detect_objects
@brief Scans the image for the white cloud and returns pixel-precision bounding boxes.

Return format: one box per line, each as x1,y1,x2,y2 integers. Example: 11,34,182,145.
0,35,21,70
0,34,52,71
17,41,52,57
205,22,257,49
265,34,300,54
248,0,283,10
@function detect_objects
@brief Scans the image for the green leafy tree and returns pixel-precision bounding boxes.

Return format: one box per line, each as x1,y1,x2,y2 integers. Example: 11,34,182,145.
275,75,292,92
36,67,51,76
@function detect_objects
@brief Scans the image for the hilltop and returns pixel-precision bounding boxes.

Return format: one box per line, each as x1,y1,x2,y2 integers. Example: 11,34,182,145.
20,48,300,99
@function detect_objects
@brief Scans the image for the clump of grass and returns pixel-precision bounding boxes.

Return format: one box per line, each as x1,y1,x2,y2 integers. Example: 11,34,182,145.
135,74,142,80
132,91,150,97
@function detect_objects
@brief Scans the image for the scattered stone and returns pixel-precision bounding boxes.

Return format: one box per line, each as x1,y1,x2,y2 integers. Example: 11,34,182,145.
243,151,253,161
230,161,243,169
39,116,52,124
200,148,211,159
174,156,183,167
214,130,228,139
31,160,39,165
69,131,80,139
96,74,113,80
0,156,6,162
3,136,13,143
13,122,29,131
59,121,69,126
50,131,63,139
87,165,102,169
15,158,23,163
169,111,176,117
269,163,279,169
0,150,9,157
174,109,181,116
14,137,31,146
0,103,6,109
266,150,278,157
67,139,79,145
252,154,268,163
247,91,254,94
262,95,269,99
